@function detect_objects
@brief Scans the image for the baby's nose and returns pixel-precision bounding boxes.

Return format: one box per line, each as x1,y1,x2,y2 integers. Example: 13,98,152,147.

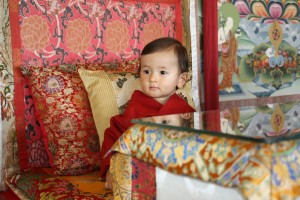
149,73,157,82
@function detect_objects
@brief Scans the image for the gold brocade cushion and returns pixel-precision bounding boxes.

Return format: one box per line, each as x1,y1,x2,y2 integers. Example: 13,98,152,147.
21,65,101,175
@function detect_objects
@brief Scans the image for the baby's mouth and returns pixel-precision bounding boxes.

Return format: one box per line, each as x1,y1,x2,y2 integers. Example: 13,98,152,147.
149,86,159,90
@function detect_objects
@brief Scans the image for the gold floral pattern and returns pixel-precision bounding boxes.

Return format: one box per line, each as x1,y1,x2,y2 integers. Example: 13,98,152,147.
55,115,78,135
66,19,92,53
142,22,164,46
106,20,130,53
7,168,113,199
22,65,101,175
21,15,51,51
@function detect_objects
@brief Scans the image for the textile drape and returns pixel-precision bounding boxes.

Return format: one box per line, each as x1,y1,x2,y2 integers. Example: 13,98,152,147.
0,0,16,191
202,0,220,131
202,0,219,111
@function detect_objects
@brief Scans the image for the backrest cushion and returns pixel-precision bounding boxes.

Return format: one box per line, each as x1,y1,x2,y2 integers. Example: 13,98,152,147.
21,65,101,175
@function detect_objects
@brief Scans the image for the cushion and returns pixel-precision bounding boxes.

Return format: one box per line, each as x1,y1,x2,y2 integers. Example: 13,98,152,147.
78,66,195,147
21,65,101,175
7,168,113,199
78,69,141,146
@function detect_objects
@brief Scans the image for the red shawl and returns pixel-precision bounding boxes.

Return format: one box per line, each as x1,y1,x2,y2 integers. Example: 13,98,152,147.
99,90,195,177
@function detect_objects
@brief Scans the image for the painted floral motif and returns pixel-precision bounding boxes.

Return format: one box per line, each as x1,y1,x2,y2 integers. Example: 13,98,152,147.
233,0,299,24
106,20,130,53
20,15,51,51
66,19,92,53
142,22,164,46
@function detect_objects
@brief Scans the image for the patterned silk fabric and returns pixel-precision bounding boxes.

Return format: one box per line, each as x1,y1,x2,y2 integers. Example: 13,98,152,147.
110,153,156,200
112,124,300,200
22,65,101,175
7,168,113,200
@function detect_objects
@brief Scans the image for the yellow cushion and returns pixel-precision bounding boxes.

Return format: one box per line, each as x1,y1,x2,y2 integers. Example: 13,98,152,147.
78,68,141,146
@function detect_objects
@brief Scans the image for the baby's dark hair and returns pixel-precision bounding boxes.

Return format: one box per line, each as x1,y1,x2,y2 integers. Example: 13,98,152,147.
140,37,189,73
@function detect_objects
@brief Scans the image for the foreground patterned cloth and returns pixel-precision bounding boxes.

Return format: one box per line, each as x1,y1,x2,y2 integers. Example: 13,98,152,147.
7,168,113,200
6,156,156,200
110,153,156,200
112,124,300,200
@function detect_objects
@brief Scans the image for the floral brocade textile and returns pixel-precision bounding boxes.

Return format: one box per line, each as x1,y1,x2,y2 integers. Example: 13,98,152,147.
110,154,156,200
113,124,300,200
22,65,101,175
7,168,113,200
15,0,180,65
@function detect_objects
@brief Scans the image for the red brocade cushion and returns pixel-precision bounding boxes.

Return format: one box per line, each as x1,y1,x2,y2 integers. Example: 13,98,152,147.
21,65,101,175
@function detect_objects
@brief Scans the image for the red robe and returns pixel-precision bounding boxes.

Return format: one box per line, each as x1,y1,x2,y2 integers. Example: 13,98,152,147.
99,90,195,177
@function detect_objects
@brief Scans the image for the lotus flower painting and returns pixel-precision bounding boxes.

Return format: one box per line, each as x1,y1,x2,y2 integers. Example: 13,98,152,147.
218,0,300,104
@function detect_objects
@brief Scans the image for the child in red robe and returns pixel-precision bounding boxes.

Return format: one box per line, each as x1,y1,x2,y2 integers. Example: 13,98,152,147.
100,37,195,188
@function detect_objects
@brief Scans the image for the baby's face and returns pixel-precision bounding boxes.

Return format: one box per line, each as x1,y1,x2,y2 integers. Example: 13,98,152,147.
140,50,186,104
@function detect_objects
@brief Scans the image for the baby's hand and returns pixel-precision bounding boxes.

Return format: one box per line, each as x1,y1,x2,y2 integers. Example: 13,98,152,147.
104,171,112,190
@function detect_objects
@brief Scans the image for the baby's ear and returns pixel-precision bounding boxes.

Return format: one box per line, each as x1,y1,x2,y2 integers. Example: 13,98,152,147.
177,72,188,89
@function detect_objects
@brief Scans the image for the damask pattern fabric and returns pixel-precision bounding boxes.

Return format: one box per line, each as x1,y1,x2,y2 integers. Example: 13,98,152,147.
24,85,50,168
17,1,182,65
7,168,113,200
21,65,101,175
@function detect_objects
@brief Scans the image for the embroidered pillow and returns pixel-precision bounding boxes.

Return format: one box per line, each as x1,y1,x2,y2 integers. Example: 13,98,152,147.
21,65,101,175
78,67,194,147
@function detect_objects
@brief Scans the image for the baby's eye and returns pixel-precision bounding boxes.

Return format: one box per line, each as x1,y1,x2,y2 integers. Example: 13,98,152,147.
143,69,150,74
160,71,167,75
162,120,169,124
